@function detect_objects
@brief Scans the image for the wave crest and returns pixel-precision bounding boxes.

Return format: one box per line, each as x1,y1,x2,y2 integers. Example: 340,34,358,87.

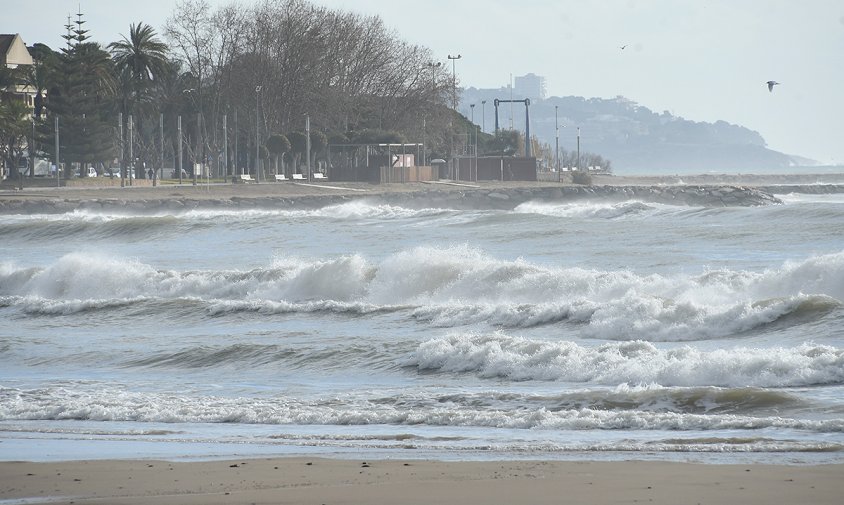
405,333,844,387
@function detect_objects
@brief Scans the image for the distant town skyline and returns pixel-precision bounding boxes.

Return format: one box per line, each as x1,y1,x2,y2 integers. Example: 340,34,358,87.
4,0,844,164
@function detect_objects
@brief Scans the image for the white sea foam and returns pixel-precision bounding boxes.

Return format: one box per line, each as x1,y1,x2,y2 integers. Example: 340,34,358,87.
1,386,841,432
2,248,842,340
406,333,844,387
515,200,661,219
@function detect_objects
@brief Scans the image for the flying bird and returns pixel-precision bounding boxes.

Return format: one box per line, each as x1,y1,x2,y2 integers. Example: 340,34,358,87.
620,45,627,50
767,80,780,92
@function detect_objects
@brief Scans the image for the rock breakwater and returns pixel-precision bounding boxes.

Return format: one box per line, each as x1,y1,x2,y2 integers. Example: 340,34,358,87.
375,184,781,210
0,184,781,215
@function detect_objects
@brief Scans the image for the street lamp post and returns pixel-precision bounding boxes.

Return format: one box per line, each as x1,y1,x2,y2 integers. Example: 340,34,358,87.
555,105,559,180
177,115,183,184
426,61,440,90
128,114,134,187
305,113,311,181
447,54,461,180
481,100,486,133
156,112,163,187
182,88,196,184
577,127,581,172
223,114,228,182
447,54,461,110
194,112,199,185
423,61,440,167
54,115,60,188
470,103,475,125
255,85,262,183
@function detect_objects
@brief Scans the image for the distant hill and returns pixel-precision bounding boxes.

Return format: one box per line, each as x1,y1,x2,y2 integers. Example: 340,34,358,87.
460,89,808,173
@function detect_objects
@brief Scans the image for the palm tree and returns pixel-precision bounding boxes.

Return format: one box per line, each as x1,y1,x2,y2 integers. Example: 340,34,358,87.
109,23,170,178
109,23,169,109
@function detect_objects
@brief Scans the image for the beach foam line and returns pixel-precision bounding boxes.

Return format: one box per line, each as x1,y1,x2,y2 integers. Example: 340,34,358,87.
292,182,368,191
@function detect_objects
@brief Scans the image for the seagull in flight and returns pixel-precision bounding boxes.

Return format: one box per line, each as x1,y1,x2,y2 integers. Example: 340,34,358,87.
767,80,780,92
620,45,627,50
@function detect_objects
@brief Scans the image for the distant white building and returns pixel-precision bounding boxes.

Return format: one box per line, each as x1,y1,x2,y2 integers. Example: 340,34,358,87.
514,73,546,100
0,33,36,113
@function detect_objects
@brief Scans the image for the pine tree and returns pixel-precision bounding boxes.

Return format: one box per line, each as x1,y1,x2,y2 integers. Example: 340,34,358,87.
41,12,117,176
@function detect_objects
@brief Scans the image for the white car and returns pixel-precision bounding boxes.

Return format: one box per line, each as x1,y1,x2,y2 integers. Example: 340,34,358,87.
104,168,135,178
74,166,98,177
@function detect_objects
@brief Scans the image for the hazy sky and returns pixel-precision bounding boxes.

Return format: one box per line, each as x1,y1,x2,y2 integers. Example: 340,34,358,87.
5,0,844,164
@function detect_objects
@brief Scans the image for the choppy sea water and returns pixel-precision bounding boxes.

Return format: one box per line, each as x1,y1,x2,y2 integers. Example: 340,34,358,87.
1,191,843,463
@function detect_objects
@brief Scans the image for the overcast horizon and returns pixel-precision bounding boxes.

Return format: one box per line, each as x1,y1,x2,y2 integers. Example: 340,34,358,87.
4,0,843,165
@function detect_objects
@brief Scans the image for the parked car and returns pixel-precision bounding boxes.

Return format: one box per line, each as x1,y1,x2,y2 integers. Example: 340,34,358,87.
74,166,97,178
103,168,135,178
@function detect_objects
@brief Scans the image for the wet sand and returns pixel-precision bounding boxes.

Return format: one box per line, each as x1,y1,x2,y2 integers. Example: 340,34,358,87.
1,457,841,505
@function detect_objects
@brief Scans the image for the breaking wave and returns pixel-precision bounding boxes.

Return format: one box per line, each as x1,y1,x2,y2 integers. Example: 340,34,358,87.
406,334,844,387
2,247,843,341
1,385,841,432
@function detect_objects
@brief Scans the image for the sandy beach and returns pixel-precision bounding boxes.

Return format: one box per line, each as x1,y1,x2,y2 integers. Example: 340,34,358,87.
1,457,841,505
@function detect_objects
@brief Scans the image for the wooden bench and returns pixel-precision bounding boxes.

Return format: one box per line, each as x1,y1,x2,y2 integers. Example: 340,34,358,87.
292,173,305,180
274,174,288,181
313,172,327,180
239,174,255,182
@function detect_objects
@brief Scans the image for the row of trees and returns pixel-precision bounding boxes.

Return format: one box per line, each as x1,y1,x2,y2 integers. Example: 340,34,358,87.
2,0,546,181
0,0,463,179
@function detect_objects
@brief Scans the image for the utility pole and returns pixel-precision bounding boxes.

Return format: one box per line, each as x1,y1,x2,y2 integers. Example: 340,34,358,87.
223,114,228,182
481,100,486,133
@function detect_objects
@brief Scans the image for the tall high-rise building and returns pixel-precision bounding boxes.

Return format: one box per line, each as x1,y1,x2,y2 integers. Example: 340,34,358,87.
514,73,546,100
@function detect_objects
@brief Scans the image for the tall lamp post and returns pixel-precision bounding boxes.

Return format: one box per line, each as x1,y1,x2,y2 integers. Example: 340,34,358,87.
182,88,196,184
447,54,461,110
447,54,461,180
576,126,581,172
470,103,475,125
481,100,486,133
305,113,311,181
426,61,441,90
424,61,441,167
255,85,262,183
555,105,559,179
54,115,60,188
